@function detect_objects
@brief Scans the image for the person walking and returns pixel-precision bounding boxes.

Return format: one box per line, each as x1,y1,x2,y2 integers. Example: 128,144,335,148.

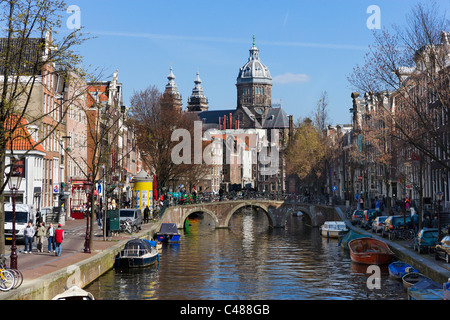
23,221,35,253
36,222,46,252
54,224,64,257
46,223,56,253
143,205,150,224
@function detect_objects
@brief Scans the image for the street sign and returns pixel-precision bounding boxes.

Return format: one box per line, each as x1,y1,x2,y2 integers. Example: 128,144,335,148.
332,186,337,191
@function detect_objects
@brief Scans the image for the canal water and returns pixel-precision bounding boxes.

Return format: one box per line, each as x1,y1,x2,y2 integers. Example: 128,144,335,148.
85,209,407,300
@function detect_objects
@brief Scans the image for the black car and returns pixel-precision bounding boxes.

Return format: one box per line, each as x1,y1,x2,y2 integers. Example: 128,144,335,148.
435,235,450,263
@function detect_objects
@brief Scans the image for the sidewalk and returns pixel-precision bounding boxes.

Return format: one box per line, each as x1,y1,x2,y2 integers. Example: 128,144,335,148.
1,217,159,299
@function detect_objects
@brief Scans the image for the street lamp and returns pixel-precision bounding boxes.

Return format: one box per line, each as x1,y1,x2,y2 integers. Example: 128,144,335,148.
436,191,443,242
5,164,23,270
83,180,93,253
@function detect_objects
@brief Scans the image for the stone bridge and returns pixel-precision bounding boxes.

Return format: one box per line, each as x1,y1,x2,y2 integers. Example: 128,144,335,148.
159,200,342,229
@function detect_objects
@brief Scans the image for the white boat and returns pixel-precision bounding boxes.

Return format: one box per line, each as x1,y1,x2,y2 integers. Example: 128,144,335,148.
52,286,95,300
320,221,348,238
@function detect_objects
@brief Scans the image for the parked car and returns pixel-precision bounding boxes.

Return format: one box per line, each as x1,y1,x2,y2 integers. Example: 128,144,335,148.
351,210,364,225
434,235,450,263
371,216,387,233
119,209,143,230
413,228,439,253
381,215,412,238
362,209,382,229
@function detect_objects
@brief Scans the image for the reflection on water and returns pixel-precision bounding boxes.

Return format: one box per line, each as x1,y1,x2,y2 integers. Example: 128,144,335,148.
85,208,407,300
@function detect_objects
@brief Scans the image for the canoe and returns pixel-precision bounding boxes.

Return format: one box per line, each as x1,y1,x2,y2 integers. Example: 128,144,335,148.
348,237,394,265
388,261,419,280
339,230,372,250
402,272,430,289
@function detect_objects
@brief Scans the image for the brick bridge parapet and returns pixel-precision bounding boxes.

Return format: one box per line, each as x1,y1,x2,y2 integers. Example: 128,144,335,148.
159,200,341,229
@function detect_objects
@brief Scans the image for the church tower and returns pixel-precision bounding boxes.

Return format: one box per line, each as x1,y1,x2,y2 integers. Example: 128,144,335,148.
235,36,272,128
163,64,183,112
187,68,209,112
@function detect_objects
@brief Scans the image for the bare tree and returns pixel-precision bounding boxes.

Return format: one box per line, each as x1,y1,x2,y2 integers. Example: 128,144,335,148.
0,0,87,254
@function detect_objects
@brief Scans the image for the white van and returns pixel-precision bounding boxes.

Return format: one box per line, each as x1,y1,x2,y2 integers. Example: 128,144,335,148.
4,203,36,243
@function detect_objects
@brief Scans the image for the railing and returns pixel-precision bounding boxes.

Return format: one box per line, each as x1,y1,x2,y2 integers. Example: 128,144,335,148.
155,192,330,210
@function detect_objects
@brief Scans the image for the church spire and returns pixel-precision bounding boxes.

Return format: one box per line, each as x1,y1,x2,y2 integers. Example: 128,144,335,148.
163,63,182,111
187,68,209,112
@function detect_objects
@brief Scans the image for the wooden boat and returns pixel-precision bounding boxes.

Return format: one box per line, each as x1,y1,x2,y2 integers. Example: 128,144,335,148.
402,272,430,289
320,221,348,238
407,277,443,300
339,230,371,250
114,239,159,268
155,223,181,243
348,237,394,265
52,286,95,300
388,261,419,280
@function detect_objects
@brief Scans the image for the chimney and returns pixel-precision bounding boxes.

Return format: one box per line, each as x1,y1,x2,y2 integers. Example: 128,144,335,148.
229,113,232,129
288,115,293,142
219,117,221,130
223,115,226,130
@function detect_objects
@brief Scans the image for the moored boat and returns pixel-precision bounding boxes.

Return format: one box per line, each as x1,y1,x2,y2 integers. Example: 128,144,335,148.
339,230,371,250
388,261,419,280
320,221,348,238
407,277,443,300
155,223,181,243
52,286,95,300
402,271,430,289
348,237,394,265
115,238,160,268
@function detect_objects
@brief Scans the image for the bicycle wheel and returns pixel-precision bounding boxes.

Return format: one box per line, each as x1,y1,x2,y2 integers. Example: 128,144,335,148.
405,230,415,241
0,270,15,291
9,269,23,289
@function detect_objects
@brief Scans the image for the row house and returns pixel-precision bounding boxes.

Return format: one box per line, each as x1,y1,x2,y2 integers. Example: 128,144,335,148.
2,33,142,222
328,31,450,212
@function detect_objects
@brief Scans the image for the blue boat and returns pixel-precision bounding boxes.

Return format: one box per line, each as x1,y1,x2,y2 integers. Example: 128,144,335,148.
408,278,444,300
388,261,418,280
155,223,181,243
115,239,160,268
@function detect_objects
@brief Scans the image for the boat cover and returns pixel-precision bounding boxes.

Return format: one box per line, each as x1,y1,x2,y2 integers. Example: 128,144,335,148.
158,223,179,235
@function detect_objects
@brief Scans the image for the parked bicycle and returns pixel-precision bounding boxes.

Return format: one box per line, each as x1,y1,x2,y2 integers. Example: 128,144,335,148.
0,255,23,291
120,219,137,234
389,227,415,241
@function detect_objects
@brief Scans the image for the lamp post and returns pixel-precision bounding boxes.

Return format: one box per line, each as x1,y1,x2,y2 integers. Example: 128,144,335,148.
436,191,443,242
5,166,23,270
83,180,93,253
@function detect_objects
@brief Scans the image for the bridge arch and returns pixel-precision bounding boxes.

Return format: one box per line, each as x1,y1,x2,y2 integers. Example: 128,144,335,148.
181,207,219,228
224,202,275,228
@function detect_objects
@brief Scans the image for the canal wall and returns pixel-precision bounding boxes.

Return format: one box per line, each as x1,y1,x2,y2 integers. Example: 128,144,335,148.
3,221,162,300
334,207,450,285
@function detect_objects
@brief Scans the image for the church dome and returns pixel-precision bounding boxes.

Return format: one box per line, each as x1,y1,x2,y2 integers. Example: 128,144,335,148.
237,37,272,85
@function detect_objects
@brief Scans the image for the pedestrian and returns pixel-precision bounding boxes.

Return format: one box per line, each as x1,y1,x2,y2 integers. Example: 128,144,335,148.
36,221,46,252
46,223,56,253
144,205,150,224
423,215,432,228
23,221,35,253
431,215,439,228
55,224,64,257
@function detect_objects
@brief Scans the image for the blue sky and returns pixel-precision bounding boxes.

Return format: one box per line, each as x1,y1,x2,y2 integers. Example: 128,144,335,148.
68,0,450,125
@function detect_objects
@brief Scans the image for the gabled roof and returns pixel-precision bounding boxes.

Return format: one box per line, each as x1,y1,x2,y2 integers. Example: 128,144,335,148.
263,107,289,129
5,115,45,153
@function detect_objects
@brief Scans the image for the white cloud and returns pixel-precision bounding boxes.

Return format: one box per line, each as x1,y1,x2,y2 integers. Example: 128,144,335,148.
272,73,310,84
